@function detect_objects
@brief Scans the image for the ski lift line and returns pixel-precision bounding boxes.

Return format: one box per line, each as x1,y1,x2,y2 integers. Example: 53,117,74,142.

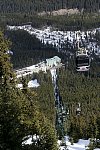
52,68,69,141
52,68,82,140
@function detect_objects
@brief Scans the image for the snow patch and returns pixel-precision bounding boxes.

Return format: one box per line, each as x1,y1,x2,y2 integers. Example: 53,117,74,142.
28,79,40,88
22,135,39,145
16,83,23,89
59,137,100,150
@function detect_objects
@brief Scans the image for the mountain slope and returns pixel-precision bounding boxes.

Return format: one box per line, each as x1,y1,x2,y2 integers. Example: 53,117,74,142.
0,0,100,13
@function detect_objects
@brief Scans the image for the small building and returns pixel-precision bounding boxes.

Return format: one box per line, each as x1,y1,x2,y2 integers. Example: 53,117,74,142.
16,56,61,77
46,56,61,68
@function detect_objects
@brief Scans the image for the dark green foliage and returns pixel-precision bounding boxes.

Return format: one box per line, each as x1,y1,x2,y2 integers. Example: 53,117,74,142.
0,30,58,150
0,0,100,14
30,71,56,126
0,0,100,30
58,66,100,141
5,29,59,69
0,13,100,31
0,30,23,149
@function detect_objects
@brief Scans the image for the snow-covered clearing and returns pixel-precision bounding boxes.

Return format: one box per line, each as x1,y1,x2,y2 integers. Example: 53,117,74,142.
38,8,79,16
7,25,100,56
22,135,39,145
59,137,100,150
17,79,40,89
22,135,100,150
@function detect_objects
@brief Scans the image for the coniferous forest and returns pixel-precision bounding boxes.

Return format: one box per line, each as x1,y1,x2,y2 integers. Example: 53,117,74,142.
0,31,58,150
0,0,100,30
0,0,100,13
0,0,100,149
1,28,100,149
58,68,100,141
5,29,61,69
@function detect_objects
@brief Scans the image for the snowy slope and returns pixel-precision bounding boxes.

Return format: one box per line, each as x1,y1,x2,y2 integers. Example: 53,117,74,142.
22,135,100,150
59,137,100,150
7,25,100,55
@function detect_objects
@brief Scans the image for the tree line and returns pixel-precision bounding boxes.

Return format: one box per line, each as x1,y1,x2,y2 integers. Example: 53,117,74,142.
1,28,100,149
0,30,58,150
0,0,100,30
58,60,100,142
5,29,62,69
0,0,100,14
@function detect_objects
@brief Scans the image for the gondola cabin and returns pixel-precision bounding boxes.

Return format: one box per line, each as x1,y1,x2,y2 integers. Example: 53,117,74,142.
76,48,90,72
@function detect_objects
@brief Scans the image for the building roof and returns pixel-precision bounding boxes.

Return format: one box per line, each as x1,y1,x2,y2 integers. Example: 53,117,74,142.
46,56,61,62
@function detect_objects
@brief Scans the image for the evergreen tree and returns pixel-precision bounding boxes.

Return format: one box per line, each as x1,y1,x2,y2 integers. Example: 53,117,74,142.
0,30,23,149
0,30,58,150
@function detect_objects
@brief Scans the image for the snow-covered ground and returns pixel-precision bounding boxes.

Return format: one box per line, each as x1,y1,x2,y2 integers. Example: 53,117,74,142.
7,25,100,55
50,68,57,83
22,135,39,145
59,136,100,150
17,79,40,89
16,56,61,89
22,135,100,150
59,137,90,150
15,56,62,78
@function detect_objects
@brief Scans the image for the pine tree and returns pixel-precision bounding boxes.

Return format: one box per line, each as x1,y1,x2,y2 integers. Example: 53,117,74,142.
0,30,24,149
0,30,58,150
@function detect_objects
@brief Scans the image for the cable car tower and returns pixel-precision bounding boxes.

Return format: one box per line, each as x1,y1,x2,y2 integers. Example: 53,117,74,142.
75,32,90,72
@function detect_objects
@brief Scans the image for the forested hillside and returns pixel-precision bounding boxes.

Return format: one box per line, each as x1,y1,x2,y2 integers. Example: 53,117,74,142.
0,0,100,30
0,0,100,13
58,67,100,142
29,57,100,145
32,71,56,125
0,0,100,149
5,29,62,69
0,30,58,150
